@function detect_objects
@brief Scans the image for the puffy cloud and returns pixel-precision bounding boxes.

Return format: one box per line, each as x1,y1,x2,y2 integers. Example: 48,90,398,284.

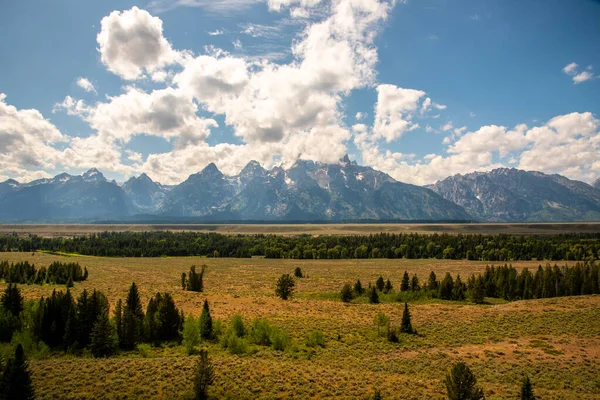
76,77,97,94
97,7,180,80
208,29,224,36
56,87,218,148
449,124,529,157
0,93,67,174
373,84,426,142
563,62,595,84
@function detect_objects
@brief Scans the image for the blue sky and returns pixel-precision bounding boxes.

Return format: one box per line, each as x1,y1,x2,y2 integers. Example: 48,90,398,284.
1,0,599,185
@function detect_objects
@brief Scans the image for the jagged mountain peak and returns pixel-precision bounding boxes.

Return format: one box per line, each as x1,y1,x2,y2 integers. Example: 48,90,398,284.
240,160,266,176
83,168,106,182
2,179,20,187
593,178,600,190
199,162,223,177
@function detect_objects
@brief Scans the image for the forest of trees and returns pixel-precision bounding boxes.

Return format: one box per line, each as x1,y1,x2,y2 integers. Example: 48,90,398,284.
1,231,600,261
342,261,600,304
0,260,88,285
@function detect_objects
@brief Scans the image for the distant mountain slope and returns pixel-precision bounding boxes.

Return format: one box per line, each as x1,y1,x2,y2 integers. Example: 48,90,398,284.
0,169,132,221
122,173,167,213
157,157,472,221
429,168,600,222
593,178,600,190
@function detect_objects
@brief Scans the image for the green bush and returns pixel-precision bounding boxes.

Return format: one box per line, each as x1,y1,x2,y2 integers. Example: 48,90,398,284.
251,318,272,346
305,330,325,348
230,314,245,338
269,327,290,351
221,329,248,355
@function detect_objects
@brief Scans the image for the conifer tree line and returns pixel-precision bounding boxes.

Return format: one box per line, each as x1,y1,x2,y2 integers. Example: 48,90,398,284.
341,261,599,304
2,231,600,261
0,282,184,358
0,260,88,285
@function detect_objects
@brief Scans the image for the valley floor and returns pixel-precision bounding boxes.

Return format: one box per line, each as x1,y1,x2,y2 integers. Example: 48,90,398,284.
1,253,598,399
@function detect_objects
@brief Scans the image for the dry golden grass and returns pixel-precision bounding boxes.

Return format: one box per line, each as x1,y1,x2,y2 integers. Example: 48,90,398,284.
1,222,600,236
1,252,598,399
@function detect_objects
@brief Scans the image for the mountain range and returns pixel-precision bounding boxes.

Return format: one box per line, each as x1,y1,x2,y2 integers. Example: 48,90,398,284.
1,157,599,223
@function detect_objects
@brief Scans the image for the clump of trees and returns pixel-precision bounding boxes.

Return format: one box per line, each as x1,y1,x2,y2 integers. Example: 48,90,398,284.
3,231,600,261
275,274,296,300
182,265,206,292
0,260,88,285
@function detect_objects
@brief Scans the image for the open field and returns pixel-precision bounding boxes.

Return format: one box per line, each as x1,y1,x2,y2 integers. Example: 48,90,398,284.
1,252,599,399
2,222,600,237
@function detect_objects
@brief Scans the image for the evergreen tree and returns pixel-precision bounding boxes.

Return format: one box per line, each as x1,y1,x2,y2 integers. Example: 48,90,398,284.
453,274,465,301
294,267,303,278
1,344,35,400
375,276,385,292
193,350,215,400
427,271,439,291
182,315,200,355
470,275,486,304
354,279,364,296
520,376,536,400
114,299,123,346
445,362,485,400
400,271,410,292
83,267,88,281
187,266,206,292
90,311,118,358
439,273,455,300
66,274,73,288
1,284,23,317
400,302,413,334
122,282,144,349
410,274,420,291
383,279,393,294
275,274,295,300
199,300,213,340
368,286,380,304
340,284,354,302
181,273,187,290
63,303,79,351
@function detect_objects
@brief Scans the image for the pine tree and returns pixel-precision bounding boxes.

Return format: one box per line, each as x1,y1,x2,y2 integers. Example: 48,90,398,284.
427,271,438,291
122,282,144,349
181,273,187,290
193,350,215,400
470,275,486,304
410,274,421,291
400,302,413,334
376,276,385,292
199,300,213,340
521,376,536,400
368,286,380,304
114,299,123,346
453,274,465,301
340,284,354,302
400,271,410,292
1,283,23,317
63,303,79,351
445,362,485,400
1,344,35,400
66,274,73,288
354,279,364,296
83,267,88,281
383,279,393,294
275,274,295,300
439,273,455,300
294,267,303,278
90,311,118,358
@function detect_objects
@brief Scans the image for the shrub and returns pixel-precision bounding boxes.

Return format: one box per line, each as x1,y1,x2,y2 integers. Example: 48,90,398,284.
269,327,290,351
251,318,272,346
230,314,245,338
305,330,325,348
182,315,200,355
221,329,248,355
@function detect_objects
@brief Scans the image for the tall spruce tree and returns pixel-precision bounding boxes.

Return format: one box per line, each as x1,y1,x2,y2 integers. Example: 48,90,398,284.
122,282,144,349
368,286,380,304
383,279,393,294
410,274,420,291
427,271,439,291
1,344,35,400
340,284,354,302
470,275,486,304
400,271,410,292
90,311,118,358
114,299,123,346
354,280,364,296
439,273,455,300
400,302,413,334
193,350,215,400
520,376,536,400
199,300,213,340
445,362,485,400
376,276,385,292
1,283,23,317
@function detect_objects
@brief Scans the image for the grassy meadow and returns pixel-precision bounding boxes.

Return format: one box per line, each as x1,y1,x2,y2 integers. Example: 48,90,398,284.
0,252,598,399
